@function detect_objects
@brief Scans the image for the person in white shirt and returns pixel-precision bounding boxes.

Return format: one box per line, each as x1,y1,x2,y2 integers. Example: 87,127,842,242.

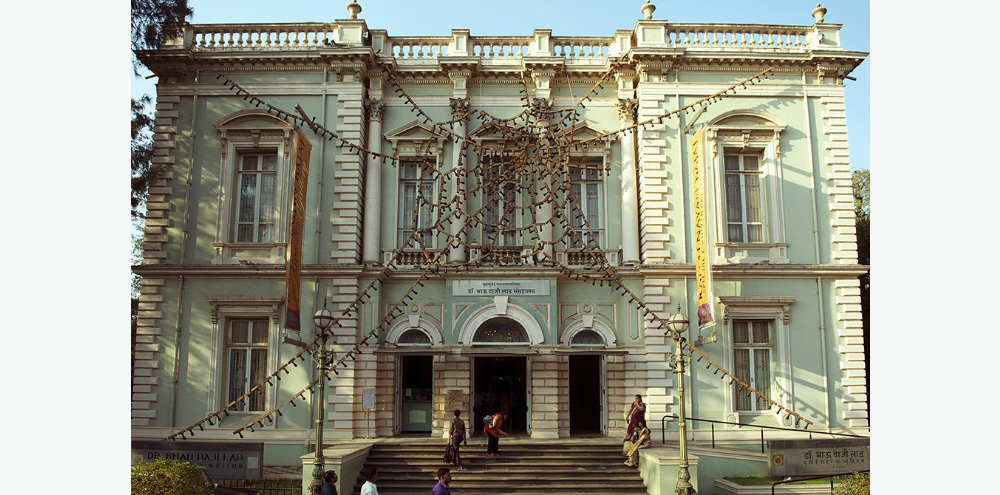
360,467,379,495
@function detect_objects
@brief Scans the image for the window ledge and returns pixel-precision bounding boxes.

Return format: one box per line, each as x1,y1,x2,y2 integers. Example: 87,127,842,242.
714,243,789,265
212,243,286,265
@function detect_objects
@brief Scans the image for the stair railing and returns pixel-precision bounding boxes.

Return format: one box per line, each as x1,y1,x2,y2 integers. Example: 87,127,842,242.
659,414,867,453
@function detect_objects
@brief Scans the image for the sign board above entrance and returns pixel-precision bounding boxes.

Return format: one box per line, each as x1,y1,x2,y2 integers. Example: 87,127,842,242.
453,280,549,297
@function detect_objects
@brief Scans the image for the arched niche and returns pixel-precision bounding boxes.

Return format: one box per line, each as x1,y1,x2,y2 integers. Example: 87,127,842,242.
457,303,544,345
385,316,444,346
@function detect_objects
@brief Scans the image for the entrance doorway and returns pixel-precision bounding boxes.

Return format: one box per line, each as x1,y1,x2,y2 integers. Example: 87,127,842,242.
473,357,527,434
399,355,433,433
569,354,602,434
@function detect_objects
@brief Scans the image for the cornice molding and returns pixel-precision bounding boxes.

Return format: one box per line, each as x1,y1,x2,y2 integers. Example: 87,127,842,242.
133,263,868,280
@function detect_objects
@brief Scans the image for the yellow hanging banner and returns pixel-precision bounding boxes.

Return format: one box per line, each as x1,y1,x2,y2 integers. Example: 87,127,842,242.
284,130,311,331
690,126,715,328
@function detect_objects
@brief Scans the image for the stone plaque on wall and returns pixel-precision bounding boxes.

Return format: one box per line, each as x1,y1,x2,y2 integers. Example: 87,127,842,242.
131,440,264,479
447,389,464,412
768,438,869,477
453,280,550,296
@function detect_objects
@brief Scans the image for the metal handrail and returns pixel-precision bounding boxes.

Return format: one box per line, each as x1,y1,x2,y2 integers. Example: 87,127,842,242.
770,470,868,495
659,415,867,453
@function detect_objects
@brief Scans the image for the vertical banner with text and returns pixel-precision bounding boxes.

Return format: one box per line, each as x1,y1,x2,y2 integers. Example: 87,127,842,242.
284,130,311,331
690,126,715,328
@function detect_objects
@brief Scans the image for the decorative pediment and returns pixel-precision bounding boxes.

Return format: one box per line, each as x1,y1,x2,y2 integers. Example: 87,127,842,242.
384,120,446,157
718,296,795,325
205,296,285,325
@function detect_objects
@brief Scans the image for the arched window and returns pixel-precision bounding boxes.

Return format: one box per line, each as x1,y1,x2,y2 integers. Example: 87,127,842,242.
397,328,432,346
472,317,529,345
570,329,605,346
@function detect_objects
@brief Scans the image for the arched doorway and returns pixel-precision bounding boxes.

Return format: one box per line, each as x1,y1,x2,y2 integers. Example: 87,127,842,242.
568,330,605,435
471,317,530,434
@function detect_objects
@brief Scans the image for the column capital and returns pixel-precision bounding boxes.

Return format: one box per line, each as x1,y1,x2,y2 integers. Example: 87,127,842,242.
365,98,386,121
617,98,638,125
449,97,471,122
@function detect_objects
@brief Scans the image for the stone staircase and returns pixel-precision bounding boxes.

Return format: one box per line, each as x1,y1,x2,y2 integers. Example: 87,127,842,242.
349,436,649,495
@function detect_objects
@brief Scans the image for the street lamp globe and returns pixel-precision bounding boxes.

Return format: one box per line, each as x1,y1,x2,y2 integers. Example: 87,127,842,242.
666,305,689,336
313,301,335,330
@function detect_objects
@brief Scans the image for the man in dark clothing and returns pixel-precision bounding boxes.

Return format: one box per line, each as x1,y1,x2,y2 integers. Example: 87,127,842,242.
320,470,338,495
432,467,452,495
448,409,468,469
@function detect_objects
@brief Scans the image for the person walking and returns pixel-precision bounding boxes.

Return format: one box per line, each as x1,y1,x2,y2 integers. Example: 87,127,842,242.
449,409,468,470
483,410,509,457
432,467,452,495
320,470,338,495
360,467,379,495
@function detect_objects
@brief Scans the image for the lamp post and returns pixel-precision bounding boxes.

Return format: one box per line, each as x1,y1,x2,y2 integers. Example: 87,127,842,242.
309,300,335,495
667,304,695,495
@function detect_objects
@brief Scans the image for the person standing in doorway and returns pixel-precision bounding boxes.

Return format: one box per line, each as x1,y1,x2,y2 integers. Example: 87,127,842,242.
320,470,338,495
624,394,646,441
360,467,379,495
484,410,509,457
432,467,452,495
449,409,468,470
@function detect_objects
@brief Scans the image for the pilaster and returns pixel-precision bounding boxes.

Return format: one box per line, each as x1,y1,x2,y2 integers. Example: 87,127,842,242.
635,89,671,263
529,354,560,439
132,277,167,426
330,90,366,264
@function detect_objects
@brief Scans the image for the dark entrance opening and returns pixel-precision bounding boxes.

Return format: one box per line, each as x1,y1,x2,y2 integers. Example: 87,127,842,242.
473,356,527,434
399,355,433,433
569,354,602,434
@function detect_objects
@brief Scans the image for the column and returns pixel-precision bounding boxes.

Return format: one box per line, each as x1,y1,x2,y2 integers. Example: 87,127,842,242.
362,98,386,264
448,97,469,262
531,97,554,260
618,98,641,264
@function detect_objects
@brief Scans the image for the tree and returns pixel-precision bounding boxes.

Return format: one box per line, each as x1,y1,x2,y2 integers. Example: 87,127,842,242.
132,1,193,216
852,169,870,422
131,0,193,75
132,95,157,218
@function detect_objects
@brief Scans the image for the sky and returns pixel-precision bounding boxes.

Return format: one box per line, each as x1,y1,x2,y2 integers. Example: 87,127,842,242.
130,0,871,172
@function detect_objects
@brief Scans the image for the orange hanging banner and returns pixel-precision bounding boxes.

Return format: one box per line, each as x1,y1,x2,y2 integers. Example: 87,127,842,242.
285,130,311,331
690,126,715,329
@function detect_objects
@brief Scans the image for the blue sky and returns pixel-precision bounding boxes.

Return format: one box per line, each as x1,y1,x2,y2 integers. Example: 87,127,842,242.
130,0,870,171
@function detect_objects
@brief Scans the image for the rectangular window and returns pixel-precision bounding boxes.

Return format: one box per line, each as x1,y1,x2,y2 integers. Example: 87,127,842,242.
567,161,603,249
235,152,278,243
723,153,763,243
732,320,771,412
226,319,269,412
398,161,436,248
482,164,518,247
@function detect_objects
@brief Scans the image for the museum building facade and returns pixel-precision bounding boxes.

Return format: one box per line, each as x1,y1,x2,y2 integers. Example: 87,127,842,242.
132,2,868,466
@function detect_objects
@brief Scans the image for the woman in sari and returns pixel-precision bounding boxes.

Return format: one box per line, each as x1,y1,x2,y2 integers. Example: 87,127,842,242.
624,394,646,440
622,419,651,467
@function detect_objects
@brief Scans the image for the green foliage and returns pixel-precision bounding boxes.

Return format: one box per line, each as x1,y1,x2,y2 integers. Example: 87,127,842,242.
132,0,194,74
131,458,212,495
852,169,870,419
132,96,157,218
833,472,870,495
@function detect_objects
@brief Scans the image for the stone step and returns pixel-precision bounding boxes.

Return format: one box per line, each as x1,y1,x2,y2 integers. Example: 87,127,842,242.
349,439,649,495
